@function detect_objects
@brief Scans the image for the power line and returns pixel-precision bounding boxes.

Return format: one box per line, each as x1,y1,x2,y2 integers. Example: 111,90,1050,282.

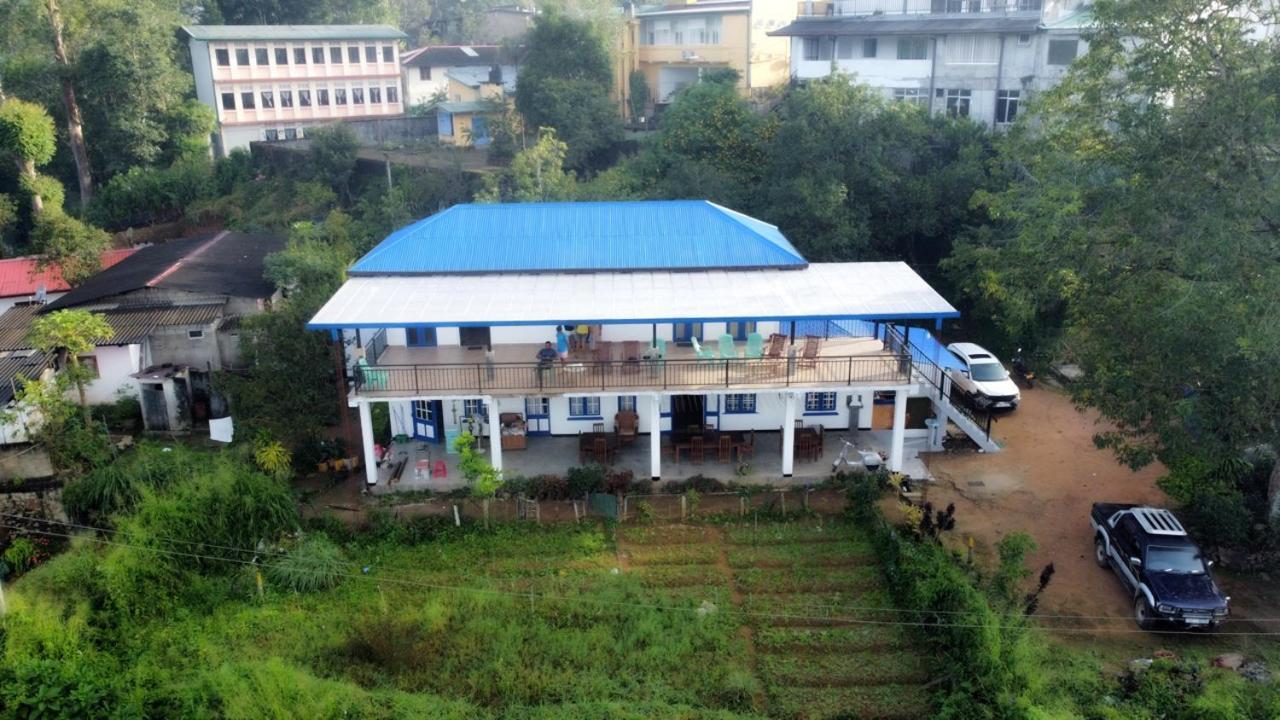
5,520,1279,637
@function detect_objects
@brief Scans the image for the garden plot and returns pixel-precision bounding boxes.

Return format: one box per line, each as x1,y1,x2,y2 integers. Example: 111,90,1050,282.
615,522,933,720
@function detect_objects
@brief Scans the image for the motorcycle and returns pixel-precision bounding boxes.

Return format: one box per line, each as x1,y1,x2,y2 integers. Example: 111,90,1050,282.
1011,348,1035,388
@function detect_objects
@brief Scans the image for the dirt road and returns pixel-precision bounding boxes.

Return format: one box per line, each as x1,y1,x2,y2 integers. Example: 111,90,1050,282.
923,384,1170,626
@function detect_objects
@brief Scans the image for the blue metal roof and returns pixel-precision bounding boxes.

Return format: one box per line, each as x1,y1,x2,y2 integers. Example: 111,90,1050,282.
348,200,809,275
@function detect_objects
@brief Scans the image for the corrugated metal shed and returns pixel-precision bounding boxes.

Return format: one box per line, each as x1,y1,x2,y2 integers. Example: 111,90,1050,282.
100,304,226,344
309,262,958,328
770,15,1041,36
0,349,51,405
181,25,406,41
349,201,809,275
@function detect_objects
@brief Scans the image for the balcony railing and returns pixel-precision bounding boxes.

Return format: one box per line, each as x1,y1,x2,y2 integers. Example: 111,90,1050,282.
796,0,1041,17
354,353,913,397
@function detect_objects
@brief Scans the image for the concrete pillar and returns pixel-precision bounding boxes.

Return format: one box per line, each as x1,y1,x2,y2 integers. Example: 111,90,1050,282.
359,400,377,486
782,392,797,477
889,389,907,473
649,393,661,480
486,396,502,472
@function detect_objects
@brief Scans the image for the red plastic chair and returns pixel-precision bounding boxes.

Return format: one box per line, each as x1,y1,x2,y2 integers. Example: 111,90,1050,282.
432,460,447,479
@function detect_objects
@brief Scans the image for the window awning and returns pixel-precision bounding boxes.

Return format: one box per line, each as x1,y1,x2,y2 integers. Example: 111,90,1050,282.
308,261,958,329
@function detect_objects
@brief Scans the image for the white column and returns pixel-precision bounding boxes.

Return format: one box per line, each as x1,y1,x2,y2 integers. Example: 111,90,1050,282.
889,389,907,473
649,393,662,480
486,396,502,472
782,392,797,477
359,400,377,486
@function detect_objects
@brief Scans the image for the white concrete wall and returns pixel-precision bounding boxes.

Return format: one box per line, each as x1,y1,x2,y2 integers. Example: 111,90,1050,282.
82,344,142,405
0,293,66,318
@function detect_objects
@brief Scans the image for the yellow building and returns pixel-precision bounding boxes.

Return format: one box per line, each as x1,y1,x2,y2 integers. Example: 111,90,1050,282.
615,0,794,114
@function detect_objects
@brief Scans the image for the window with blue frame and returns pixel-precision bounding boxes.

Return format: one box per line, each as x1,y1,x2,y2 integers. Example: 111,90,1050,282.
568,396,602,418
617,395,637,412
525,397,550,417
413,401,433,421
463,398,488,419
405,327,436,346
726,321,757,341
804,392,838,414
723,393,757,413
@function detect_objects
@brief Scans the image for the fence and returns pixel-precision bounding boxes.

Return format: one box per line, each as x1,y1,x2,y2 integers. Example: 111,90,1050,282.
316,488,851,527
355,354,911,396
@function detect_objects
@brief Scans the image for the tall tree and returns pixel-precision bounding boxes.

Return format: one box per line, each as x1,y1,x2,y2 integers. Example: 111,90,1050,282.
476,128,576,202
28,309,114,428
44,0,92,207
943,0,1280,531
0,97,57,213
514,11,622,171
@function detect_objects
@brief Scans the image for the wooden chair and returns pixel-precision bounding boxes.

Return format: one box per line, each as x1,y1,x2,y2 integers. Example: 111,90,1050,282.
593,422,606,434
798,335,821,369
594,341,613,363
717,434,733,463
622,340,641,372
615,410,639,445
734,430,755,462
593,436,611,465
765,334,787,360
688,435,705,464
578,433,594,464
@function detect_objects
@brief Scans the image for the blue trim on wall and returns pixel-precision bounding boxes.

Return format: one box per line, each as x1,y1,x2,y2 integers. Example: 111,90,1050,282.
802,411,840,417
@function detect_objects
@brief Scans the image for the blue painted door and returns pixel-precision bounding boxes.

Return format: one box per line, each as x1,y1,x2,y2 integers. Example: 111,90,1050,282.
471,115,491,146
726,321,756,341
524,397,551,435
406,327,437,347
672,322,702,345
412,400,444,442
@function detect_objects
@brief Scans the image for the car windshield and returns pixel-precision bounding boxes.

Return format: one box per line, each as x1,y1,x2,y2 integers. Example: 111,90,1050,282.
970,362,1008,382
1146,546,1205,575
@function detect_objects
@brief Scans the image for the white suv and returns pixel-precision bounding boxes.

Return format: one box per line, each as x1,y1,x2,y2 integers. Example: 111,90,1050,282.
945,342,1021,410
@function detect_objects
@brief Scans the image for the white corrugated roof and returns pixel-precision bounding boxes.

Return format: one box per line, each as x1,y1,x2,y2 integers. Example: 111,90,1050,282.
308,262,958,328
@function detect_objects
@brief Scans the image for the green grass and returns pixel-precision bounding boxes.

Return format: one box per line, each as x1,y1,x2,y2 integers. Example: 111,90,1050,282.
757,652,931,687
768,685,932,720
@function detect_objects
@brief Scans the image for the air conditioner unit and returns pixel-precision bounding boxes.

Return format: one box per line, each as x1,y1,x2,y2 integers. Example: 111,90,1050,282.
681,50,700,61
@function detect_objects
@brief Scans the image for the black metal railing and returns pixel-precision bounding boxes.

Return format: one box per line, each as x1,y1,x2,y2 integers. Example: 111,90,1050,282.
885,325,992,438
353,353,912,396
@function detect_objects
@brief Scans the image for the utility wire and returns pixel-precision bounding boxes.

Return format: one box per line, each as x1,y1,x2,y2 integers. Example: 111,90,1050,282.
5,520,1279,637
3,511,1268,624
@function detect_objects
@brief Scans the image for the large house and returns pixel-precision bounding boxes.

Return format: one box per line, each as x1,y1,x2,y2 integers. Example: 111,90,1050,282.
183,25,408,155
0,231,284,437
770,0,1090,128
309,201,985,489
616,0,795,110
400,45,522,108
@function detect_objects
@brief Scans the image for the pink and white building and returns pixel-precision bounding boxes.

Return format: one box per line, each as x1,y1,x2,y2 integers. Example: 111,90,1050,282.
183,24,408,155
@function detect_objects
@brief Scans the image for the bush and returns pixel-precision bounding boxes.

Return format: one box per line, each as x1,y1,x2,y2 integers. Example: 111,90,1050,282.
662,475,725,494
1,536,48,575
0,656,125,719
90,396,142,432
566,464,606,497
266,535,346,593
604,469,634,495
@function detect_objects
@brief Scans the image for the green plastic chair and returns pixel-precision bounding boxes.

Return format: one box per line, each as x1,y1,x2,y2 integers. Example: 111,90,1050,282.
718,333,739,359
649,338,666,359
357,358,388,390
691,337,717,364
744,332,765,359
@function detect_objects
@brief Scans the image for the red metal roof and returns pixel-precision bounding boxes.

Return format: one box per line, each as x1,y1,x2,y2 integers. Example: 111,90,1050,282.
0,248,139,299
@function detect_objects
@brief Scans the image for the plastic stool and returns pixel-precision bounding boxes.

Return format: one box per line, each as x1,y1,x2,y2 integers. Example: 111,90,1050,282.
414,460,430,481
432,460,447,479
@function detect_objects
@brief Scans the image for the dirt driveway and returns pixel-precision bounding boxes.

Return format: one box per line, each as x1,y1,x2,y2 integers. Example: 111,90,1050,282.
923,385,1172,627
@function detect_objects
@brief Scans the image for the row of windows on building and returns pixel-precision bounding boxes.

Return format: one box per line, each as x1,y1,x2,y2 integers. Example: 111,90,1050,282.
411,392,844,427
888,87,1021,123
220,84,399,112
801,34,1078,65
214,44,396,68
641,16,724,46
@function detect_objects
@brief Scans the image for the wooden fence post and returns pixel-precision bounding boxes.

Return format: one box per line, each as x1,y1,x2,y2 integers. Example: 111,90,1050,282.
680,494,687,520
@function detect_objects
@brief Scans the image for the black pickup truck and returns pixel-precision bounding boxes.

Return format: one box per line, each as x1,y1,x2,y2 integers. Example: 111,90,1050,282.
1090,503,1230,630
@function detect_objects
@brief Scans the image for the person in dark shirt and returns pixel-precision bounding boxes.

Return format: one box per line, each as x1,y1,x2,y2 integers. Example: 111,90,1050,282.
536,341,558,364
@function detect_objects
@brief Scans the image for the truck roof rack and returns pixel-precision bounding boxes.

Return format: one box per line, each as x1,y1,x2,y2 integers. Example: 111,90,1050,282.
1132,507,1186,536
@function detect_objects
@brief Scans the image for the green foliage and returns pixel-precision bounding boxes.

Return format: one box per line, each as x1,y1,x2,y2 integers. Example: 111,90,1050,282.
565,463,606,497
88,157,216,230
29,212,112,286
453,430,502,499
29,308,114,427
254,435,294,480
627,70,649,123
943,0,1280,500
307,124,360,200
989,533,1036,608
515,11,623,170
0,193,17,242
477,128,577,202
266,535,346,592
9,374,114,476
3,537,41,574
89,395,142,432
0,656,125,720
0,97,57,166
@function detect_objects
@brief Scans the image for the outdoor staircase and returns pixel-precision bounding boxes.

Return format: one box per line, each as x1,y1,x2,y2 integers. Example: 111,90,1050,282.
928,387,1002,453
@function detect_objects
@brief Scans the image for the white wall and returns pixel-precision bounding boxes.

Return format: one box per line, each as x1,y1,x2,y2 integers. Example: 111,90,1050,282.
0,293,66,318
83,344,142,405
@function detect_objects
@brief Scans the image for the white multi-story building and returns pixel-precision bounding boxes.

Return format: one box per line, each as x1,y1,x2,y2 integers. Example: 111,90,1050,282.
183,25,408,155
771,0,1089,128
